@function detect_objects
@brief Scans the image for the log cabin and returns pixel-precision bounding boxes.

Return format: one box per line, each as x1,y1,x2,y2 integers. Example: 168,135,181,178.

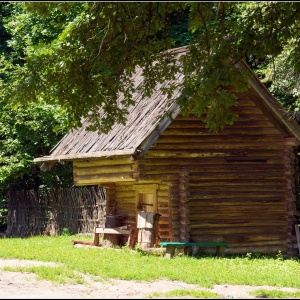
34,46,300,256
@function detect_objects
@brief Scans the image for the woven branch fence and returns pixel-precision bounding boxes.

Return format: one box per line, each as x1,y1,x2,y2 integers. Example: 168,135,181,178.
6,186,106,237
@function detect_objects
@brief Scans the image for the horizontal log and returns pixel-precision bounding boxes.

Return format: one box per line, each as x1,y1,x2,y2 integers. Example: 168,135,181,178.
190,226,287,235
188,172,285,180
157,208,170,216
115,181,138,187
190,220,286,228
74,173,136,185
231,106,266,114
189,185,285,193
190,206,287,214
192,242,286,253
188,200,286,207
172,221,180,229
211,234,287,243
74,164,137,176
95,227,131,234
166,127,281,136
72,240,94,246
189,213,287,220
168,118,275,129
157,216,170,224
74,157,134,168
152,143,283,150
142,174,178,181
158,201,169,208
144,151,230,159
144,151,284,160
140,154,284,165
158,224,171,231
188,180,285,187
161,129,284,138
114,185,135,191
225,240,287,247
221,246,286,254
156,135,284,144
159,233,172,239
157,190,169,197
115,190,135,198
144,164,284,175
189,191,285,199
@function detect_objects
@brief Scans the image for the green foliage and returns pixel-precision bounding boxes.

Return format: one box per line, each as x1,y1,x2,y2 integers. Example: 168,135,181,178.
1,2,300,229
0,2,74,227
2,1,300,135
0,99,69,190
0,2,252,134
254,50,300,111
61,228,73,236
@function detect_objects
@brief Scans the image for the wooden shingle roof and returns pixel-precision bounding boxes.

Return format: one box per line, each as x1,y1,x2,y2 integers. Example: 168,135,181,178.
34,46,300,165
34,48,185,164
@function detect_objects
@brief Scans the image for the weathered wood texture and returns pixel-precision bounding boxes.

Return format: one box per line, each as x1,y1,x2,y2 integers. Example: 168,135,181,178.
91,181,173,244
73,157,139,185
139,96,299,255
6,186,106,237
71,96,299,255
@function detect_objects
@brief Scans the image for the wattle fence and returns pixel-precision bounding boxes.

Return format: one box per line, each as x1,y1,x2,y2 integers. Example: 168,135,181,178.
6,186,106,237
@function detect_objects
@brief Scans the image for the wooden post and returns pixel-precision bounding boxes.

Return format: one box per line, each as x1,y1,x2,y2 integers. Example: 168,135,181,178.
216,246,225,257
283,141,299,256
178,168,190,242
165,246,176,259
92,226,100,246
294,224,300,255
128,227,137,249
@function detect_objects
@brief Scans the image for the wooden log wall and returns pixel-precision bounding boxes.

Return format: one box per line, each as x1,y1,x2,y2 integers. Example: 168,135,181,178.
140,95,299,255
283,139,299,256
73,157,140,186
73,157,175,244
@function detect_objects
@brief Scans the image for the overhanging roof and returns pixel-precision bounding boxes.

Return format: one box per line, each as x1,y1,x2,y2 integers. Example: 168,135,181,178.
34,46,300,167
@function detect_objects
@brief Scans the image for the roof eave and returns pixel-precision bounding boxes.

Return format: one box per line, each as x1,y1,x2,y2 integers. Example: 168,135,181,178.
34,149,136,165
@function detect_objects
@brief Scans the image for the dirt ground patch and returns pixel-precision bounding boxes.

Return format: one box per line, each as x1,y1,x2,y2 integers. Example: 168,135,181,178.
0,258,299,299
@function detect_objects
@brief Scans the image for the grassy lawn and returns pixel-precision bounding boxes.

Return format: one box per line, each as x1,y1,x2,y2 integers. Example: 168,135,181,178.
0,234,300,290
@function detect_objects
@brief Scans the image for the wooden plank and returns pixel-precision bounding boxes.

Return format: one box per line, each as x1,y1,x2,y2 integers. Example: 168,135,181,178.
95,227,131,234
75,157,134,167
294,224,300,255
74,164,137,175
34,150,135,163
160,242,228,247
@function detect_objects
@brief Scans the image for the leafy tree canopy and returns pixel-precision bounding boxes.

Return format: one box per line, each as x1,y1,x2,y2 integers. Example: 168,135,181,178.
0,97,71,189
3,1,300,133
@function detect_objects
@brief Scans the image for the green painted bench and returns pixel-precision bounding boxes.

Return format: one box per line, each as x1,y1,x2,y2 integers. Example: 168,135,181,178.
160,241,228,259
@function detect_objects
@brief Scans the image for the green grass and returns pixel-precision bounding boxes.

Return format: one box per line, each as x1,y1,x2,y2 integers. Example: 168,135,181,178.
2,265,86,285
146,289,220,298
250,288,300,298
1,234,300,290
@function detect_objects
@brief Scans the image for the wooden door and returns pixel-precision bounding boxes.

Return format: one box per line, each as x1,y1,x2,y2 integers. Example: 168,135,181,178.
135,184,158,213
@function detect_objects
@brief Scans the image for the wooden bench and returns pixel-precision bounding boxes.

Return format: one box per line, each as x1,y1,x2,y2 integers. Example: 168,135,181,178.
93,226,136,248
160,242,228,259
